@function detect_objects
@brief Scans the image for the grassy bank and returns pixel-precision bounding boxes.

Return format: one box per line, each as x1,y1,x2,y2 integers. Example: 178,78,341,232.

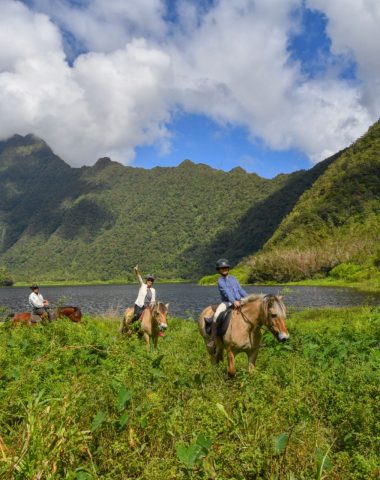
199,267,380,293
0,307,379,479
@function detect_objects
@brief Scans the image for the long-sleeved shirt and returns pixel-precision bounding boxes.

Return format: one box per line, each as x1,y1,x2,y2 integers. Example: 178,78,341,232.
217,275,247,303
134,274,156,307
29,292,45,308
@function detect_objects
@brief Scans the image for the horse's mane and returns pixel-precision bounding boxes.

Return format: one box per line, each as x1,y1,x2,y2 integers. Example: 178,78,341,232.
241,294,286,318
241,294,264,304
151,302,168,314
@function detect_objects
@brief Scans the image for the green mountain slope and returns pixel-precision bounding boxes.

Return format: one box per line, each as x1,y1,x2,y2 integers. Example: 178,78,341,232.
244,119,380,283
0,134,333,282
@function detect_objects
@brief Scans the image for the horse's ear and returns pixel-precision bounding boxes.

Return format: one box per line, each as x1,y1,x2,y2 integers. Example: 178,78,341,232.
278,295,284,300
165,303,170,311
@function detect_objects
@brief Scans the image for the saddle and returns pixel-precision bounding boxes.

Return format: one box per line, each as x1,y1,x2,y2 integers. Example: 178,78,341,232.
205,306,233,339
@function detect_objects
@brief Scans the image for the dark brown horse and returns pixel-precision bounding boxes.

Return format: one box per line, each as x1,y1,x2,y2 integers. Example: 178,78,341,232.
199,294,289,376
10,306,82,325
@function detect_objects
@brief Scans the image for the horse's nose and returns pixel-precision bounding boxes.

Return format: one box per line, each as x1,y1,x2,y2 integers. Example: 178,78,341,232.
160,323,168,330
278,332,289,342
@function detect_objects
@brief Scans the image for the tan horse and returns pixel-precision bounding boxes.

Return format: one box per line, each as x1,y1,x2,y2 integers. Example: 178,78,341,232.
120,302,169,351
198,294,289,376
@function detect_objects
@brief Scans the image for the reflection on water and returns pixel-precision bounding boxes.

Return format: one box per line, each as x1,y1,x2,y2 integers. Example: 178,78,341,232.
1,283,380,319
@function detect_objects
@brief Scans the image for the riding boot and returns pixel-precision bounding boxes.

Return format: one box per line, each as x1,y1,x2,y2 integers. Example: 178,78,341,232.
206,320,217,352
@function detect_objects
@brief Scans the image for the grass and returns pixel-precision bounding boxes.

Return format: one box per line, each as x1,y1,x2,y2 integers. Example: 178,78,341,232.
0,307,379,479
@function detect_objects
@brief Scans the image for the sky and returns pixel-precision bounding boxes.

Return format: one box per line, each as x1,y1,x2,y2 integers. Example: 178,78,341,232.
0,0,379,177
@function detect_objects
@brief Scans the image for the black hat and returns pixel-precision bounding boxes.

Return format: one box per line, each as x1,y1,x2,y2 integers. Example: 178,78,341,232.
216,258,231,270
30,284,39,289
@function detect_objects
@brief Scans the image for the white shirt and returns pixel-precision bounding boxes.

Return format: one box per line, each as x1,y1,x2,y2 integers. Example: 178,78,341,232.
29,292,45,308
134,274,156,307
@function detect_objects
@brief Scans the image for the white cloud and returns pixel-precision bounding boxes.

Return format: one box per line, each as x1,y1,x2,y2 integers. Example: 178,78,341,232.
307,0,380,116
0,0,378,166
0,1,173,165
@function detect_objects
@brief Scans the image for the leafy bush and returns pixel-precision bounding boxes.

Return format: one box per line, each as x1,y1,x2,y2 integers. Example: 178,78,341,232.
0,266,13,286
329,263,363,281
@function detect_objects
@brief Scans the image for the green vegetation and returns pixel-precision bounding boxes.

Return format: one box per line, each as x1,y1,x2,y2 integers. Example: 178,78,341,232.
243,120,380,287
0,134,332,283
1,307,379,479
0,266,13,286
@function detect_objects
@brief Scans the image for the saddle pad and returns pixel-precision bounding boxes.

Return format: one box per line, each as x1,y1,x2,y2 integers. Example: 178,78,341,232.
216,307,233,338
204,308,233,338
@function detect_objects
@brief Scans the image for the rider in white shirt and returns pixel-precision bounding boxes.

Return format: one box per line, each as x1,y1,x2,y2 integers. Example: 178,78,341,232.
132,265,156,321
28,284,51,321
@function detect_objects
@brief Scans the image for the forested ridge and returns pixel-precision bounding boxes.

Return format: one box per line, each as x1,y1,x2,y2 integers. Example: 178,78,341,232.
243,119,380,284
0,133,333,283
1,118,379,284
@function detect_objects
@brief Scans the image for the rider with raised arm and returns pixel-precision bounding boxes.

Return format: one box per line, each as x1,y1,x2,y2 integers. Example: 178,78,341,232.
132,265,156,321
207,259,248,351
28,284,51,321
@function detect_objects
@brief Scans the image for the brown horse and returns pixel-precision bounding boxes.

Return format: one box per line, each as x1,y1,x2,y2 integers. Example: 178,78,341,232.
120,302,169,351
10,306,82,325
198,294,289,376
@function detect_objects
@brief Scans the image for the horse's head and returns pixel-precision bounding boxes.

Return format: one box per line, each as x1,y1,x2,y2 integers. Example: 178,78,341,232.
151,302,169,331
58,306,82,323
262,295,289,342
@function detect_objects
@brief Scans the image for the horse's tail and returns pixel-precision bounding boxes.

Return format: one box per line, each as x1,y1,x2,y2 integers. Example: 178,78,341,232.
1,313,14,322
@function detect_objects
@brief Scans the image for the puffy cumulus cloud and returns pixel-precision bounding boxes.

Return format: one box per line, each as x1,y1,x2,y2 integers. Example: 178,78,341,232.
0,0,173,166
307,0,380,116
24,0,168,52
169,0,373,162
0,0,379,166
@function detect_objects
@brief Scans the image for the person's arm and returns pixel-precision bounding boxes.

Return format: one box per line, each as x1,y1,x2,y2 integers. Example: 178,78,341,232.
237,282,248,298
134,265,144,286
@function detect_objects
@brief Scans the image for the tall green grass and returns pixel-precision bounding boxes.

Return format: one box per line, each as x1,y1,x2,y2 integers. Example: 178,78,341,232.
0,307,379,479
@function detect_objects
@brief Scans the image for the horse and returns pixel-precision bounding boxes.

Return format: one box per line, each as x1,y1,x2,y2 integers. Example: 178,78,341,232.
120,302,169,351
9,306,82,325
198,294,289,377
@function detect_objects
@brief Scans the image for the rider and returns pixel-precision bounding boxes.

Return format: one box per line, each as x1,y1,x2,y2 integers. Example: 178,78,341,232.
207,258,248,351
28,284,51,321
132,265,156,321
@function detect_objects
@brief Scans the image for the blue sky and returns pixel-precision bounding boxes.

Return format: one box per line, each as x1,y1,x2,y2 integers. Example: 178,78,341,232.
0,1,379,176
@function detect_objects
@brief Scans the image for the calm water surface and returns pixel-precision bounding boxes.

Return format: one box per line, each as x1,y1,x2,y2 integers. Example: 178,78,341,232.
1,283,380,319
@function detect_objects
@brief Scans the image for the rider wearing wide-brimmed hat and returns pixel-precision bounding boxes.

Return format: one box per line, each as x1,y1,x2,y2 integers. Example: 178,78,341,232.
207,258,247,351
28,284,51,321
132,265,156,321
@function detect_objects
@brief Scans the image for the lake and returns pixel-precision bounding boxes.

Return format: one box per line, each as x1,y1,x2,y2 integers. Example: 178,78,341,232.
1,283,380,319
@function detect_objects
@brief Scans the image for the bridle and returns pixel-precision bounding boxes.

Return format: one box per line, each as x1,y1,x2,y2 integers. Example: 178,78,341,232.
237,296,277,332
151,303,167,330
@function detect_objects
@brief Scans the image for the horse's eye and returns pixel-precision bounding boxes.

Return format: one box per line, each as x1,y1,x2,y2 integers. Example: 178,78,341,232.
271,313,277,318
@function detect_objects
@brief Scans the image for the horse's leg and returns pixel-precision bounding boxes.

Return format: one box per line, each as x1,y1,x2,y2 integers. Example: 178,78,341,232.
143,332,151,352
248,329,262,372
215,344,224,364
120,309,133,334
227,349,236,377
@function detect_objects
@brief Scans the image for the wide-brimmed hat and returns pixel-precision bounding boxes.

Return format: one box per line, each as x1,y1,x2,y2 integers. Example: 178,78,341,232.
30,284,39,289
146,274,155,281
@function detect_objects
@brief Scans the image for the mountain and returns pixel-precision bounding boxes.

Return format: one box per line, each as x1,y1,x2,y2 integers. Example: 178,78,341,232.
243,119,380,282
0,134,334,282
